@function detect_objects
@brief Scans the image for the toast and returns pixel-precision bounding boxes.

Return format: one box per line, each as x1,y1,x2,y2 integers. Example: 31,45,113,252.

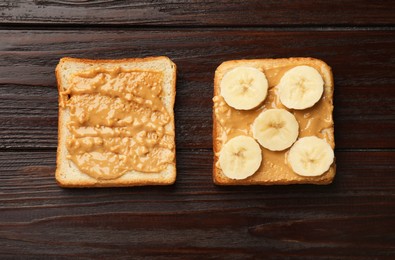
213,58,335,185
56,57,176,187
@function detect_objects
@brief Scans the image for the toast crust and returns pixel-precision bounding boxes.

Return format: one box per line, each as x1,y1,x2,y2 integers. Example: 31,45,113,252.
213,57,335,185
55,56,176,187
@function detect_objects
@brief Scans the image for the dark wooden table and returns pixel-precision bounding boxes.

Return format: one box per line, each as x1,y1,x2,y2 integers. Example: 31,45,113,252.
1,1,395,259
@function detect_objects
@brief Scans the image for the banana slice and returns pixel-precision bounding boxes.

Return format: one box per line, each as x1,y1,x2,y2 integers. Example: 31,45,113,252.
288,136,334,177
252,109,299,151
219,135,262,180
278,65,324,110
220,67,268,110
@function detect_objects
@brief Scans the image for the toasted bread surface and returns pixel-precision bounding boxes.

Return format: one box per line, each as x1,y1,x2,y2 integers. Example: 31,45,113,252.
213,58,335,185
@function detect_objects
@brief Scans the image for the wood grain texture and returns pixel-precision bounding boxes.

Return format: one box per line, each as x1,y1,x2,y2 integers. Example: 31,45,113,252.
0,150,394,258
1,1,395,257
0,30,394,149
1,0,395,26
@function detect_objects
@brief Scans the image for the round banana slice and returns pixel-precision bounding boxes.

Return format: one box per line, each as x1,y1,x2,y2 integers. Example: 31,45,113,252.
219,135,262,180
220,67,268,110
278,65,324,110
288,136,334,177
252,109,299,151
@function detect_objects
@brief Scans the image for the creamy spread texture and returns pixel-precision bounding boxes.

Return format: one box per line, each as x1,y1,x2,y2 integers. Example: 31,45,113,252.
214,64,334,180
61,67,174,180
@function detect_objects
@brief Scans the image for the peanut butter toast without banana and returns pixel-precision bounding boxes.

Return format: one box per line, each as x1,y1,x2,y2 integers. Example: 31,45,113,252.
56,57,176,187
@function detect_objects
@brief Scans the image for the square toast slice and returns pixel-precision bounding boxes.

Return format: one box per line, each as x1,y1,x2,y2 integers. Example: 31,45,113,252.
213,58,335,185
56,57,176,187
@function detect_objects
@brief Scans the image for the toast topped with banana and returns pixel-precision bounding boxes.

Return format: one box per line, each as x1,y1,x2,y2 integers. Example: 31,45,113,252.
213,58,335,185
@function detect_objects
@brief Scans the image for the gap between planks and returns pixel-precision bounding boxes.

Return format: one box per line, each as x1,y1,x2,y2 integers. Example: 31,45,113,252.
0,24,394,31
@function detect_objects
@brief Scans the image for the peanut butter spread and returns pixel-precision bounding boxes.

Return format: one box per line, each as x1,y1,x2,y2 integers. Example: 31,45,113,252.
214,64,334,181
61,67,174,180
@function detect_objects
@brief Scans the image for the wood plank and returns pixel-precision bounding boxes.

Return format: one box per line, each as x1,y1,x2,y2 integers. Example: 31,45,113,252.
1,1,395,26
0,30,394,149
0,150,394,258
